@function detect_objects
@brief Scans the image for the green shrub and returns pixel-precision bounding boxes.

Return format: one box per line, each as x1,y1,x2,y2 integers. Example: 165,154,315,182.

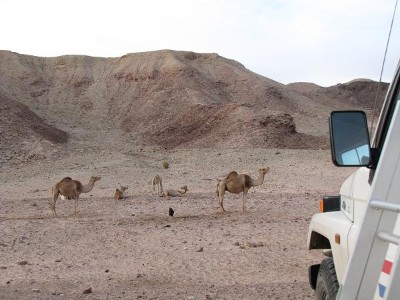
162,160,169,169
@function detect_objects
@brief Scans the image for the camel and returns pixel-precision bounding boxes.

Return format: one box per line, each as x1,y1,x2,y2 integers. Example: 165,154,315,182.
217,167,270,212
50,176,101,216
114,186,128,200
161,185,188,198
152,175,163,196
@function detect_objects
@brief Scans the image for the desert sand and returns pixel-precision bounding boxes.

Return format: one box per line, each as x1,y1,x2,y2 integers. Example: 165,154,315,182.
0,145,355,299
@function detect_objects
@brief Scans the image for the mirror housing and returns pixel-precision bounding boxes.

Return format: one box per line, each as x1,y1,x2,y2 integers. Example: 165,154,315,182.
330,111,371,167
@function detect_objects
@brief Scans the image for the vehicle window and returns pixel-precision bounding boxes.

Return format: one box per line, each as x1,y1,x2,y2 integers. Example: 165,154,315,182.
376,79,400,153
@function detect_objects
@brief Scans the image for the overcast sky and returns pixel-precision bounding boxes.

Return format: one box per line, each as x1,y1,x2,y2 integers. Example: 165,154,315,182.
1,0,399,86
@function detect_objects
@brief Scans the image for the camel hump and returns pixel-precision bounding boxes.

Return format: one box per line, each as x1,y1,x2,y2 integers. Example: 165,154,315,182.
61,177,72,181
226,171,238,180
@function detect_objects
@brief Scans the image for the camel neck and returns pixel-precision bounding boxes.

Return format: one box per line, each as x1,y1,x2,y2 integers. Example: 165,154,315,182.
251,172,265,187
81,179,95,193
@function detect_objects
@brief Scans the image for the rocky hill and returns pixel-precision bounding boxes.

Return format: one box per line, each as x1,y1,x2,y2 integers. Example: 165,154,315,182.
0,50,388,166
287,79,388,110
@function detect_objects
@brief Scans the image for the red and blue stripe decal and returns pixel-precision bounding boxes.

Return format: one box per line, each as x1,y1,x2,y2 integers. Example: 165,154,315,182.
378,260,393,298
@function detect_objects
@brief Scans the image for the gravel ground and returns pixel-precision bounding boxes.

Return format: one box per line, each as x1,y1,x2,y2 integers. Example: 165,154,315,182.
0,147,355,299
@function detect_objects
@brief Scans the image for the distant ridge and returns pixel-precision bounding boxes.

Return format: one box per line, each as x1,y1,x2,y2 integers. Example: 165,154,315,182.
0,50,388,165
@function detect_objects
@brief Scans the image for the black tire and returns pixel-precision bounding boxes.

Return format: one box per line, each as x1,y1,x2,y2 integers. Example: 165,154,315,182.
315,257,339,300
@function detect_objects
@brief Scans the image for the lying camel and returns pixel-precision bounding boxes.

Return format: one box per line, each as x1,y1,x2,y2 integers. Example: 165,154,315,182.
114,186,128,200
152,175,163,196
50,176,101,216
161,186,188,197
217,167,270,212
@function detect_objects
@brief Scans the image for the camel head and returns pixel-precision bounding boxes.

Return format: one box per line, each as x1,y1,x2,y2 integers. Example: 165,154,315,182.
181,185,188,192
259,167,270,175
91,176,102,182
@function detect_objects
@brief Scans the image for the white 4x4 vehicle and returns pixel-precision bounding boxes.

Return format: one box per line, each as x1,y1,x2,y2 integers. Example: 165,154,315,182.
307,60,400,300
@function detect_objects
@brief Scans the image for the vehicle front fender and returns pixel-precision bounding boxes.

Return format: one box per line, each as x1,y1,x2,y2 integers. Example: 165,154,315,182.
307,211,353,283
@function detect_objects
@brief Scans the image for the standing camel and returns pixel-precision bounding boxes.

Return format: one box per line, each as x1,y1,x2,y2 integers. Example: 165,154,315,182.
50,176,101,216
217,167,270,212
152,175,163,196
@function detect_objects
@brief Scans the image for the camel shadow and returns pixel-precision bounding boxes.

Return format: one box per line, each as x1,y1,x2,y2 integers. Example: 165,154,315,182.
1,215,50,221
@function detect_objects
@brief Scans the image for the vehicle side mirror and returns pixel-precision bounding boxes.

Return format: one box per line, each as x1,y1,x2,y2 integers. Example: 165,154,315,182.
330,111,371,167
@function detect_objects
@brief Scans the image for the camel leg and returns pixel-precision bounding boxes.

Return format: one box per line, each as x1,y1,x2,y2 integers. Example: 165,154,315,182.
50,189,59,217
219,194,225,212
217,181,226,212
74,196,80,216
243,188,249,212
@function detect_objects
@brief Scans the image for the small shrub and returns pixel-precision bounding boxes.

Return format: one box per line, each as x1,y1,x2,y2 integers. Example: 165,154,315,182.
162,160,169,169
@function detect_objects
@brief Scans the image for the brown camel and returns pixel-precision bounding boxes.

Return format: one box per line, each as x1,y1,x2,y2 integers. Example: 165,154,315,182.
50,176,101,216
152,175,163,196
217,167,270,212
161,186,188,198
114,186,128,200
